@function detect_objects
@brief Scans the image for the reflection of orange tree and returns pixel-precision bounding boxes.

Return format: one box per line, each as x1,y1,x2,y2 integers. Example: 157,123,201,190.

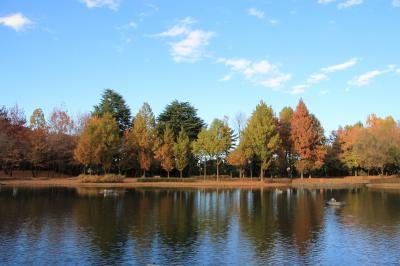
292,190,324,256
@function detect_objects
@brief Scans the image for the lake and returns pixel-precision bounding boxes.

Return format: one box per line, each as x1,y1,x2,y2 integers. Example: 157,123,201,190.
0,187,399,265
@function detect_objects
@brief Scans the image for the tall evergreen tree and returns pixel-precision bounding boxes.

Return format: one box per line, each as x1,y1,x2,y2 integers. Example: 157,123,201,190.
93,89,131,134
157,100,204,141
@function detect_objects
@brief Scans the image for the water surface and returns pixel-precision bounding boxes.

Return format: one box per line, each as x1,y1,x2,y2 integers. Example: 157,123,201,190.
0,187,399,265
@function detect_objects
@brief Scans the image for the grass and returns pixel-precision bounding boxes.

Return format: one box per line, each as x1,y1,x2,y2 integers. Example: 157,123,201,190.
79,174,125,183
137,177,197,183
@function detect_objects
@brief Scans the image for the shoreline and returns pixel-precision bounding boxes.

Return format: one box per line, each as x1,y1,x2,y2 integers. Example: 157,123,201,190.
1,176,398,189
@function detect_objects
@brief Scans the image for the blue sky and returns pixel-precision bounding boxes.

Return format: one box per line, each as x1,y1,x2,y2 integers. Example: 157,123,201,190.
1,0,399,133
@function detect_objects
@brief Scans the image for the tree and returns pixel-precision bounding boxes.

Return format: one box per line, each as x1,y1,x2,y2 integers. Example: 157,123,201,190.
242,101,280,180
354,115,400,175
29,108,48,177
74,113,120,174
174,128,190,178
337,123,363,175
208,119,235,181
127,103,155,177
74,117,101,173
192,128,212,179
291,99,326,178
227,144,250,178
234,112,247,140
93,89,131,134
0,104,29,176
278,107,294,177
157,100,204,141
47,108,76,176
155,124,175,177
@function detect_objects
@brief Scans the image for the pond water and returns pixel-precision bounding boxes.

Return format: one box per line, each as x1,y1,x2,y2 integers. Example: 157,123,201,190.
0,187,400,265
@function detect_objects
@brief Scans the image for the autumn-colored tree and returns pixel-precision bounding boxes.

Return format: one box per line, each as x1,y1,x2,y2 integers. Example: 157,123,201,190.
96,113,120,173
242,101,280,180
74,117,100,173
192,128,212,179
291,99,326,178
29,108,48,177
47,108,76,176
174,128,190,178
337,122,363,175
155,125,175,177
354,115,400,175
208,118,235,181
0,104,29,176
278,107,294,177
127,103,155,177
74,113,120,173
227,143,250,178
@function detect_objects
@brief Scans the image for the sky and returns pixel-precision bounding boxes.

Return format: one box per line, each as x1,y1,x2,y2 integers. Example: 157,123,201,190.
1,0,400,134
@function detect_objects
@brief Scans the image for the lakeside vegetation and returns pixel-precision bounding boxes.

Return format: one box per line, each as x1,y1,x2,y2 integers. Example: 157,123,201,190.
1,89,399,181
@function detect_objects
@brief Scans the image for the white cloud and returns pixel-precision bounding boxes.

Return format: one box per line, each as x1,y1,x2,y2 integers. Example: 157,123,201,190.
318,0,336,4
158,17,195,37
321,58,358,73
218,57,291,89
157,17,215,63
320,90,329,95
269,19,278,25
0,13,32,31
217,58,251,71
396,68,400,74
80,0,121,10
218,73,233,82
289,84,308,95
171,30,215,62
348,65,395,87
393,0,400,7
248,8,264,19
338,0,363,9
307,73,328,84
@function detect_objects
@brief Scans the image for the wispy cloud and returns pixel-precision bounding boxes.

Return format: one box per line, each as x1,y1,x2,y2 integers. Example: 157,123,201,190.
0,13,32,31
307,73,328,84
338,0,363,9
248,8,264,19
317,0,363,9
218,57,291,89
158,17,215,63
348,65,396,87
247,8,278,25
289,84,308,95
393,0,400,7
115,21,138,51
317,0,337,4
321,58,358,73
218,73,233,82
80,0,121,10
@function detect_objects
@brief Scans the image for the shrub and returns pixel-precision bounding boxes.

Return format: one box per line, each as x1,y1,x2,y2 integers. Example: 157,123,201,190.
137,177,197,183
79,174,125,183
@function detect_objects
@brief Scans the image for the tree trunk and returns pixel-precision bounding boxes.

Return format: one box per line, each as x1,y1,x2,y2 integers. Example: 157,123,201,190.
301,171,304,179
250,163,253,180
204,159,207,181
180,170,183,178
167,171,170,178
216,159,219,182
143,169,146,178
260,166,264,181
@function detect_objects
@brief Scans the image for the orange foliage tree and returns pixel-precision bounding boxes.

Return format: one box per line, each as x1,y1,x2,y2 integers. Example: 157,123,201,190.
155,125,175,177
291,99,326,178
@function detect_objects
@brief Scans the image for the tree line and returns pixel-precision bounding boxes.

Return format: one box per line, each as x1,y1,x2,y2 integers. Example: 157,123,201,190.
1,89,399,179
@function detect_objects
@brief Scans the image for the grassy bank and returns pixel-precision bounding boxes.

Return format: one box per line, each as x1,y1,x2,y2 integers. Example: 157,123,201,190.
1,175,398,189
